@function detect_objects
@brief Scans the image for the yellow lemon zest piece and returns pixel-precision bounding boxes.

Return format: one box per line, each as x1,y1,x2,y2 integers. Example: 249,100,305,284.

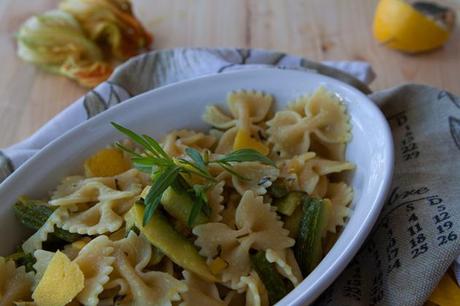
32,251,84,306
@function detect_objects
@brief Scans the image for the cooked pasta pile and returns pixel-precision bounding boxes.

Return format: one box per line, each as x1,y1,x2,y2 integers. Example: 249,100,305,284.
1,87,354,306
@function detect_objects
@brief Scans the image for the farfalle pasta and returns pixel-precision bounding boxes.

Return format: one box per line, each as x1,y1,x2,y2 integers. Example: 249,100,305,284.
267,86,350,159
0,258,33,305
204,91,272,154
193,190,294,287
73,236,115,306
162,129,216,157
179,271,226,306
4,86,355,306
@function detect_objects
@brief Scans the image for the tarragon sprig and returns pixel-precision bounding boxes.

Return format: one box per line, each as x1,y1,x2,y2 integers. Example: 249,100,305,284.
111,122,275,226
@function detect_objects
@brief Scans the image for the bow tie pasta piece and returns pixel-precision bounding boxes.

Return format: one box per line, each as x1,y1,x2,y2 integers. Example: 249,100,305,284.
232,162,279,195
73,236,115,306
309,134,346,161
22,207,69,253
203,105,236,129
203,90,273,129
51,169,144,206
114,168,150,191
51,176,85,199
325,182,353,233
279,155,354,194
51,168,144,201
268,88,350,159
105,232,186,306
215,162,279,196
205,91,272,154
304,86,351,144
193,191,294,287
265,249,302,286
58,197,136,235
267,111,311,158
33,250,54,290
220,192,241,230
112,232,152,274
287,94,311,116
207,181,225,222
312,175,329,198
235,271,269,306
110,250,187,306
215,127,238,154
62,237,92,260
162,129,216,157
227,91,273,124
0,257,33,306
50,170,144,235
179,271,226,306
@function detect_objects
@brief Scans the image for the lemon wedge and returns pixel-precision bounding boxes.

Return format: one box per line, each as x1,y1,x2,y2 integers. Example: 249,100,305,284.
373,0,455,53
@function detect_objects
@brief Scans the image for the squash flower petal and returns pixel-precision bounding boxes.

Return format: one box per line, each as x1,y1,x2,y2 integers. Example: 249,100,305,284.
60,0,153,59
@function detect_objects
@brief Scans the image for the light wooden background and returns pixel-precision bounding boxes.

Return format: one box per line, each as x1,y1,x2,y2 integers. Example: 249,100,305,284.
0,0,459,147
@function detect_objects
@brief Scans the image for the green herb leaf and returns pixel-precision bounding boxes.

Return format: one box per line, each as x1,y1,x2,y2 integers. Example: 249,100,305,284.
188,184,210,226
132,157,172,168
177,159,216,181
131,156,172,174
217,162,249,180
143,165,181,225
111,122,154,154
185,148,207,171
143,134,171,160
114,142,143,158
216,149,275,166
143,196,162,226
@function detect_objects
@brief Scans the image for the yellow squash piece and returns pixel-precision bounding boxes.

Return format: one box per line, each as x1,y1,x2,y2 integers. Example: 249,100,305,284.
373,0,455,53
132,204,217,282
233,128,269,155
32,251,84,306
84,147,131,177
209,257,228,275
71,237,91,250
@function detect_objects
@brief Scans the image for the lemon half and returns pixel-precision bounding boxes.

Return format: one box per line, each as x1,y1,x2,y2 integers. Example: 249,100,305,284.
373,0,456,53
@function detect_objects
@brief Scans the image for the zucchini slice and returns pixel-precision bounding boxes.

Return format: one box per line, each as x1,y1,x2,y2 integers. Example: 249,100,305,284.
268,180,289,199
274,191,306,216
6,251,36,272
132,203,216,282
294,197,329,276
250,251,288,304
161,187,209,227
14,197,82,243
283,205,304,239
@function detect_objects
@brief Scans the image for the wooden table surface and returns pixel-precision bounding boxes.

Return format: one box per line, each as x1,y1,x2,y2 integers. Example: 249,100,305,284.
0,0,459,147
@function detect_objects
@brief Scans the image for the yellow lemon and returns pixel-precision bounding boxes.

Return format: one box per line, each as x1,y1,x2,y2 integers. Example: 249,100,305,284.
373,0,455,53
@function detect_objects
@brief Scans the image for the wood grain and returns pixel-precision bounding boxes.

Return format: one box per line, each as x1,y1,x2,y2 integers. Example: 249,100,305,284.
1,0,459,147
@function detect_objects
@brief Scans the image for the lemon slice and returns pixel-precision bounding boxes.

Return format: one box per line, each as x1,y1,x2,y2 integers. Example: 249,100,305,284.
373,0,455,53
